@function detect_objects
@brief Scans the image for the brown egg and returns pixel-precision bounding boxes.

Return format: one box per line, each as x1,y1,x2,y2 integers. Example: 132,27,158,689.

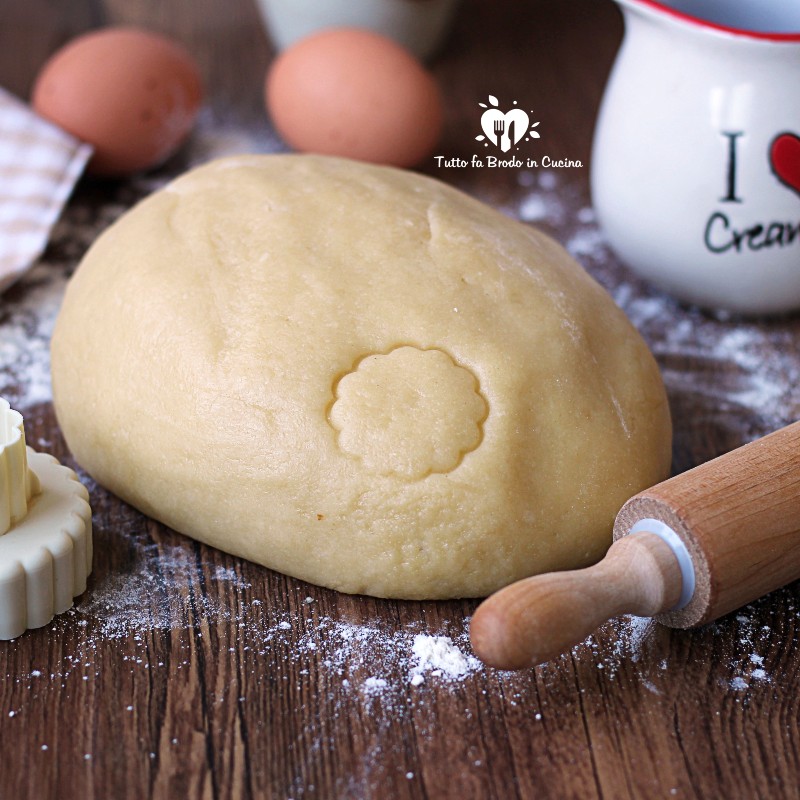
32,27,203,177
265,28,443,168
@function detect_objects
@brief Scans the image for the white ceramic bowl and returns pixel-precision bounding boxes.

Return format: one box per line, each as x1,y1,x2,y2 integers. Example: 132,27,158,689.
255,0,460,61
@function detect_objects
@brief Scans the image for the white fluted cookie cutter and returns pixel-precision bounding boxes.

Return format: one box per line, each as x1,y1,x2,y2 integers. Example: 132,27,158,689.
0,398,92,639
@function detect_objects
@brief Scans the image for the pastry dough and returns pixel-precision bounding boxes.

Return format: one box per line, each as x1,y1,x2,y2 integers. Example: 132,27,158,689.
51,155,671,598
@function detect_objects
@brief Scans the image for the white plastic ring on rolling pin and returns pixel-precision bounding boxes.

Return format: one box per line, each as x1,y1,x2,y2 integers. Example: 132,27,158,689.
629,518,695,610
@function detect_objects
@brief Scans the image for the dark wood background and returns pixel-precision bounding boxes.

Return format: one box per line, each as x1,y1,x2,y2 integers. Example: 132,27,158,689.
2,1,800,798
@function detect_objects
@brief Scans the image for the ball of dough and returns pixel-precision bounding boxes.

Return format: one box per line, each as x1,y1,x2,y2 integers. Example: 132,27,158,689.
51,155,671,599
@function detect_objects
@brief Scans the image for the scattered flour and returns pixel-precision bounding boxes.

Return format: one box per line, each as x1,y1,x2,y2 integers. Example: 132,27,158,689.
0,262,65,408
0,198,130,410
518,193,551,222
538,170,558,190
1,133,795,710
1,526,789,714
567,226,607,258
5,520,485,700
363,677,388,694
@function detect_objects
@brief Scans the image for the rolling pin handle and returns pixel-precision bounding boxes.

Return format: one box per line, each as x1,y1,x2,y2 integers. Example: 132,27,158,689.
627,519,695,610
469,531,684,670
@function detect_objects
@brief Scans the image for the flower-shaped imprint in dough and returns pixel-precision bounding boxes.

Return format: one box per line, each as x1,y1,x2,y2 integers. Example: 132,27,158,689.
329,346,487,479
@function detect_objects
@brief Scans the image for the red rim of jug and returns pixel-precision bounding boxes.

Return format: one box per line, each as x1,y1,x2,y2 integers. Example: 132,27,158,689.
632,0,800,41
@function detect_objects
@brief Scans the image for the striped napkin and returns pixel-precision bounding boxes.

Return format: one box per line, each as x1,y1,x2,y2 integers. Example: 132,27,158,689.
0,87,91,293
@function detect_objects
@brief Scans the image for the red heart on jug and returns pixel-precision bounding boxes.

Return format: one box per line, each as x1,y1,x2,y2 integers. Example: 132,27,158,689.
770,133,800,197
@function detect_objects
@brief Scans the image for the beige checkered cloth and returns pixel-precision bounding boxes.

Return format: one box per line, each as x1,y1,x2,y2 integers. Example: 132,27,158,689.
0,87,91,293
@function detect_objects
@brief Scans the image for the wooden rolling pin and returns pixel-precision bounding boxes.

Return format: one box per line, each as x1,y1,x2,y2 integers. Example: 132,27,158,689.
470,420,800,670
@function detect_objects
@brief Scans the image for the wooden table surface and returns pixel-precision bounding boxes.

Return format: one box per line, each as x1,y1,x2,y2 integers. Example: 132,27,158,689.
2,1,800,798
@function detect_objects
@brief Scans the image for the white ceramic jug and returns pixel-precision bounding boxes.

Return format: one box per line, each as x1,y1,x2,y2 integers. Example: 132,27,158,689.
592,0,800,314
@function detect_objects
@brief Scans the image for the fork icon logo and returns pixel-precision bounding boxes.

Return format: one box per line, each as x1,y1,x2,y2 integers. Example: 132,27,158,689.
475,95,540,153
